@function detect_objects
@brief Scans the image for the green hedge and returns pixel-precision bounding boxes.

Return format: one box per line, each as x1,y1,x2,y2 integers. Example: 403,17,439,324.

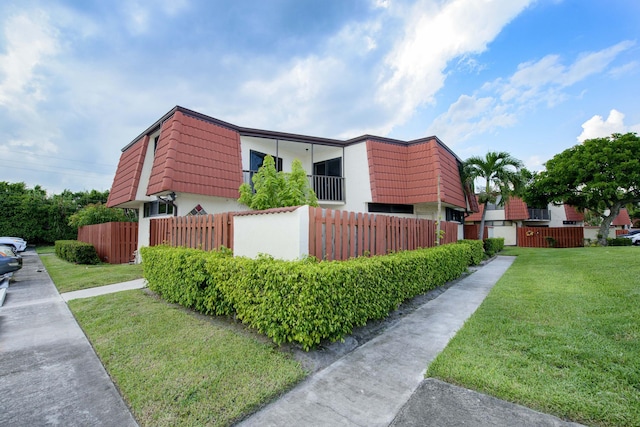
456,240,485,265
142,243,478,350
140,245,235,315
483,237,505,257
607,237,633,246
55,240,101,265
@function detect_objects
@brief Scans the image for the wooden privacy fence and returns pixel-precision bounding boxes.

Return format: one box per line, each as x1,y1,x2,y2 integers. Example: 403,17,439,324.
517,226,584,248
463,224,489,240
308,206,458,261
150,213,234,250
78,222,138,264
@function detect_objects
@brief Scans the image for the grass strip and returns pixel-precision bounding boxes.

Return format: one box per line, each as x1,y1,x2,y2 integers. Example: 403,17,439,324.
37,246,143,293
427,247,640,427
70,290,305,426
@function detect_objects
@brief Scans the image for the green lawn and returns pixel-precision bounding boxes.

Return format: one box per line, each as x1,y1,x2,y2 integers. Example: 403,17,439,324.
70,291,305,426
427,247,640,427
37,246,144,293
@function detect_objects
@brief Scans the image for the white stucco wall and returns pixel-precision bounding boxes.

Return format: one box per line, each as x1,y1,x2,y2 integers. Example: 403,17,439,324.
233,206,309,260
547,204,566,227
491,223,518,246
338,142,372,213
135,130,161,202
584,226,617,241
484,209,506,221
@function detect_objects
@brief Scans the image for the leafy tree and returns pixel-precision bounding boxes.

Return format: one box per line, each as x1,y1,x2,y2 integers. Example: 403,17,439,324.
238,155,318,210
525,132,640,245
0,182,126,243
462,151,527,240
68,203,133,228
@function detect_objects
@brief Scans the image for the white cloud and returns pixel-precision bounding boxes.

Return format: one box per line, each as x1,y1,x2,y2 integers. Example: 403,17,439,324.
122,0,189,34
524,154,544,172
428,40,636,145
124,2,151,34
376,0,532,132
609,61,639,78
492,41,636,106
233,0,532,138
428,94,517,143
576,109,639,142
0,11,59,110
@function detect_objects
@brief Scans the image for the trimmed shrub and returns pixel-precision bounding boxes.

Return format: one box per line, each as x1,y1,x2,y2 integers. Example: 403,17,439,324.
141,245,234,315
456,240,485,265
55,240,100,265
141,243,474,350
483,237,505,257
607,237,632,246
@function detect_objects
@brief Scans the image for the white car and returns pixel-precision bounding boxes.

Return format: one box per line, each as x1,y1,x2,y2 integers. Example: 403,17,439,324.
0,237,27,252
621,230,640,246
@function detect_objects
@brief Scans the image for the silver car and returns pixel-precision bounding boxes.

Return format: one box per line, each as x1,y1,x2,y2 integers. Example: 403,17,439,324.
0,237,27,252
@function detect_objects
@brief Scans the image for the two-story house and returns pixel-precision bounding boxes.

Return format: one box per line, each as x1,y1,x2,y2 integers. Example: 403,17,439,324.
107,106,476,249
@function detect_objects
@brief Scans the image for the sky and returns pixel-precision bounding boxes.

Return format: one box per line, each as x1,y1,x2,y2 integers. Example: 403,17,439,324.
1,0,639,195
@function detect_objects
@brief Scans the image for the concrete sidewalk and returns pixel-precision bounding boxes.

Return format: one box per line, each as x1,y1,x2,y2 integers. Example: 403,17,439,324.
1,251,582,427
60,278,146,302
239,256,581,427
0,250,138,427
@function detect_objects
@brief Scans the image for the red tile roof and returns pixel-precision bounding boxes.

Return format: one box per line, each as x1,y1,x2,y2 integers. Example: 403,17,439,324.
564,205,584,222
465,197,484,221
146,111,243,199
109,105,470,210
465,196,529,221
107,135,149,207
367,139,467,208
505,197,529,220
612,208,631,226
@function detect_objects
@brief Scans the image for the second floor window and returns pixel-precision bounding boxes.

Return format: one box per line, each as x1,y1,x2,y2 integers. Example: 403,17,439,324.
250,150,283,172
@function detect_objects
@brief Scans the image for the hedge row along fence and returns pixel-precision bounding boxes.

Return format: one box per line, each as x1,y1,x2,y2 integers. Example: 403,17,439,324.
55,240,101,265
141,240,484,350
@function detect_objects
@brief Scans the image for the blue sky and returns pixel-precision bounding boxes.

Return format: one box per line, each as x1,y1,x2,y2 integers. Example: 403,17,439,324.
1,0,639,194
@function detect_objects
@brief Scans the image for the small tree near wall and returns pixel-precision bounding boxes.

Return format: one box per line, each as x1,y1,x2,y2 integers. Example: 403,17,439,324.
238,155,318,210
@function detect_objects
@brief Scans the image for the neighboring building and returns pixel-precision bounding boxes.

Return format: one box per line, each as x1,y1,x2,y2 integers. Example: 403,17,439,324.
107,106,476,251
465,195,634,244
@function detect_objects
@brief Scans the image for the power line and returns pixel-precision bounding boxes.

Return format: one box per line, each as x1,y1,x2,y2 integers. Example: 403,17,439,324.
2,149,117,168
0,163,113,179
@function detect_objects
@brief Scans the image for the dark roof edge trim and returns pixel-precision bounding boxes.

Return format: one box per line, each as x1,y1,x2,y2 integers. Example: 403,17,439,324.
120,105,461,162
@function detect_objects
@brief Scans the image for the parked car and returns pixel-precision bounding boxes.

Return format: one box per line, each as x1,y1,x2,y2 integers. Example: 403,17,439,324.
621,230,640,245
0,237,27,252
0,245,22,276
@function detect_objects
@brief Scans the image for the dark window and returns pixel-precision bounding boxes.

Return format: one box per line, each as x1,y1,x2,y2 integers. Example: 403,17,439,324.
250,150,282,172
314,158,343,201
313,157,342,177
446,207,464,223
153,135,160,153
528,208,551,220
368,203,414,214
143,200,174,218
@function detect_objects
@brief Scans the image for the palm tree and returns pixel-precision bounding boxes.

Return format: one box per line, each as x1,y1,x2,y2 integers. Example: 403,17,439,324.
462,151,527,240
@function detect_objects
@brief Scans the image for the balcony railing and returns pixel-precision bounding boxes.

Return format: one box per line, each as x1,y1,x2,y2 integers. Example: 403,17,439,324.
242,171,345,202
527,208,550,220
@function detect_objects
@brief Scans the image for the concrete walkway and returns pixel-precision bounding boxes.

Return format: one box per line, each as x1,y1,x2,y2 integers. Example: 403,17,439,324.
239,256,581,427
60,278,146,302
0,250,138,427
1,251,582,426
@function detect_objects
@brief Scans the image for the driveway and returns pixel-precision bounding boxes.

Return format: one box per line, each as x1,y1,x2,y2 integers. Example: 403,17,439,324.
0,249,137,426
